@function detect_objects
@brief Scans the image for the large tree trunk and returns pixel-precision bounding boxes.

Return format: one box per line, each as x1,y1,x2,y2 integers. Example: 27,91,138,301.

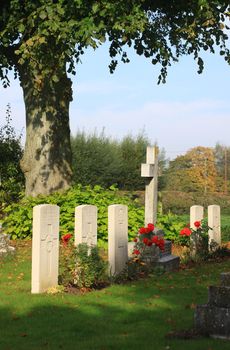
20,68,73,197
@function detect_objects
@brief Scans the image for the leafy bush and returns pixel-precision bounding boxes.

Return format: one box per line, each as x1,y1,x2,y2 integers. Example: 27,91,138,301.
59,242,108,289
0,104,24,210
2,184,144,241
156,212,185,244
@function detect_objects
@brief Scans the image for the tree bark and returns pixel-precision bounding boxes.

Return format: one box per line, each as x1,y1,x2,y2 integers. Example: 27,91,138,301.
20,68,73,197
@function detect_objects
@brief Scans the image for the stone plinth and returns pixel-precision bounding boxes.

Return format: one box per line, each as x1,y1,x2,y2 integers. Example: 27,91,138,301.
195,272,230,339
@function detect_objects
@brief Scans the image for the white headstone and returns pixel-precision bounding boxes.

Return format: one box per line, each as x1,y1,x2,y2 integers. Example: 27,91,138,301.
31,204,59,294
141,146,158,225
190,205,204,229
190,205,204,255
208,205,221,248
108,204,128,275
74,205,97,247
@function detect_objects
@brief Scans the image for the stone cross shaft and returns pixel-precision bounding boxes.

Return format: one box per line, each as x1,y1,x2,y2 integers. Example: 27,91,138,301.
141,146,158,226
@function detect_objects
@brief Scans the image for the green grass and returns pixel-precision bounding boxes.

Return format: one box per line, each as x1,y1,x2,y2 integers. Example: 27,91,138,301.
0,242,230,350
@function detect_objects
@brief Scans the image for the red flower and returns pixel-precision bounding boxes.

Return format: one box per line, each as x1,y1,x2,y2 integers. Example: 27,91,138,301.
194,221,201,228
139,227,147,234
157,238,165,251
147,223,154,232
62,233,72,246
133,238,138,242
152,235,159,244
180,228,192,236
147,241,153,247
133,249,140,255
143,237,149,245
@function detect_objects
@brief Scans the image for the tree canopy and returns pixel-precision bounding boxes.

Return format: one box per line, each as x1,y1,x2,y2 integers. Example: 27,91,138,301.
163,146,217,192
0,1,229,196
1,1,229,86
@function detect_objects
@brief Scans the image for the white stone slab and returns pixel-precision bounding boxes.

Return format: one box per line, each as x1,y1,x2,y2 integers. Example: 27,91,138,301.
141,146,158,225
141,163,154,177
31,204,59,294
74,205,97,247
208,205,221,247
108,204,128,275
190,205,204,229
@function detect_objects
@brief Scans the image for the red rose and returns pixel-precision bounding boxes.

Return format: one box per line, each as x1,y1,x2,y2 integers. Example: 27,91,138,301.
147,223,154,232
158,239,165,251
147,241,153,246
62,233,72,246
194,221,201,228
133,238,138,242
139,227,147,234
133,249,140,255
152,235,159,244
143,237,149,245
180,228,192,236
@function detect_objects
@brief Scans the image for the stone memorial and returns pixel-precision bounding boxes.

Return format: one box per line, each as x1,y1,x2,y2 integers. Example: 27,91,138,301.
31,204,59,294
208,205,221,248
190,205,204,228
108,204,128,275
0,233,15,256
195,272,230,339
74,205,97,247
141,146,158,225
190,205,204,255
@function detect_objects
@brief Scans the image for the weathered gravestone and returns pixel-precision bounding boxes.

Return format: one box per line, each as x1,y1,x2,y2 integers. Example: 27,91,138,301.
108,204,128,275
208,205,221,248
0,221,15,256
141,146,158,225
0,233,15,256
31,204,59,294
195,272,230,339
74,205,97,247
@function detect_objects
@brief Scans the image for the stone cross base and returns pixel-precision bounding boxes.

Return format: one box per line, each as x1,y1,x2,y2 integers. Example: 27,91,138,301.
156,240,180,271
194,272,230,339
128,235,180,272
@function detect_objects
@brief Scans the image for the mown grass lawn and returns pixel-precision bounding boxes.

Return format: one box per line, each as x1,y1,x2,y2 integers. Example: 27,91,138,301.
0,241,230,350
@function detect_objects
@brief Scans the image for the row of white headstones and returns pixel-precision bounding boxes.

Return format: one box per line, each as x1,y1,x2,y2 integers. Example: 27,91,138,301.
32,203,129,294
31,202,221,294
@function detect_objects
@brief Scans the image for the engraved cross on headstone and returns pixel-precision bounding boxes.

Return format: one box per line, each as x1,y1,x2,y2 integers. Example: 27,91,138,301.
141,146,158,225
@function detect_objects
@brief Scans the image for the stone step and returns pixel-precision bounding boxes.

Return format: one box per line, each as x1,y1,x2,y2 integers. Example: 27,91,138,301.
209,286,230,307
195,304,230,339
156,254,180,272
221,272,230,287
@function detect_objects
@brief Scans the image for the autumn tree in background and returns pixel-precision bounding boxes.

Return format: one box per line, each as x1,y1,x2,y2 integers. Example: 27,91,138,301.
214,143,230,193
164,146,217,193
0,1,229,196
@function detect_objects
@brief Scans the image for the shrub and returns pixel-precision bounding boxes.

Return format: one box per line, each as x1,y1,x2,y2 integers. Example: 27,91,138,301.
2,184,144,241
0,104,24,211
71,130,150,190
59,242,108,289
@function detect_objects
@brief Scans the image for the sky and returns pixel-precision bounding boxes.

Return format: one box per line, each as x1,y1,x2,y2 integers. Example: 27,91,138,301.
0,42,229,160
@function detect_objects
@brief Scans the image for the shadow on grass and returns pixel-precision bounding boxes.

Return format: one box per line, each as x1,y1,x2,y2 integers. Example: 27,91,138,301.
0,280,230,350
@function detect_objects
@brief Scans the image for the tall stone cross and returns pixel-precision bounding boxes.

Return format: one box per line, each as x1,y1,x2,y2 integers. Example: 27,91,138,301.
141,146,158,226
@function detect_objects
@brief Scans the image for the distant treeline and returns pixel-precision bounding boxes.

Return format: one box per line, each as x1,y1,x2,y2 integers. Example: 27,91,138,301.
71,130,154,190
